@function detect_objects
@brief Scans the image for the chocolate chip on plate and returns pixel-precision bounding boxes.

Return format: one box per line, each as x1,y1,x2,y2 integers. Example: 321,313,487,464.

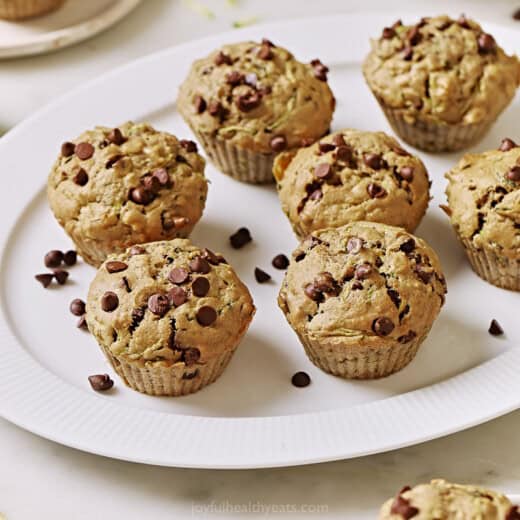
372,317,395,336
70,298,86,316
75,142,94,160
270,135,287,152
192,277,210,297
291,371,311,388
61,142,75,157
488,319,504,336
35,273,53,288
272,254,289,270
44,250,63,268
254,267,271,283
106,261,128,273
168,267,190,284
230,227,252,249
53,269,69,285
88,374,114,391
196,305,217,326
77,315,88,330
148,293,171,317
101,291,119,312
168,286,188,307
73,168,89,186
189,256,211,274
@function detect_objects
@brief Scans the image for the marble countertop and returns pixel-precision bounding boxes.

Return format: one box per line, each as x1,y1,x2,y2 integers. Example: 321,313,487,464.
1,0,519,518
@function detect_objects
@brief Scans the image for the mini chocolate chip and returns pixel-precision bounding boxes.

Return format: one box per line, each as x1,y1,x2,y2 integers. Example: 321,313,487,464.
506,505,520,520
183,347,201,366
457,14,471,28
70,298,85,316
254,267,271,283
53,269,69,285
88,374,114,391
214,51,232,65
272,254,289,270
226,70,243,86
390,495,419,519
168,267,190,284
189,256,211,274
63,250,77,266
44,250,63,268
382,27,396,39
75,142,94,160
335,145,352,162
168,286,188,307
367,183,387,198
129,186,154,205
148,293,171,317
230,227,252,249
347,237,364,254
489,319,504,336
319,142,336,153
192,277,210,297
180,139,198,153
372,317,395,336
107,128,126,145
407,25,422,45
399,238,416,253
403,46,413,61
291,371,311,388
363,153,383,170
61,142,75,157
236,91,262,112
257,43,273,60
194,95,207,113
196,305,217,326
105,261,128,274
73,168,89,186
201,248,226,265
77,315,88,330
35,273,53,288
129,245,145,256
270,135,287,152
400,166,414,181
101,291,118,312
355,263,372,280
499,138,517,151
507,166,520,182
314,163,332,179
478,32,496,54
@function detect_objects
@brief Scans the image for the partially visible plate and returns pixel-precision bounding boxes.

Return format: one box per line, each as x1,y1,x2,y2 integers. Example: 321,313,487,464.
0,0,140,59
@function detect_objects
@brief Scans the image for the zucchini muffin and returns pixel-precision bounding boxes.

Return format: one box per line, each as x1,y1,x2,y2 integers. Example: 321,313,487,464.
278,221,446,379
177,39,335,183
379,479,517,519
86,239,255,396
445,138,520,291
274,129,430,238
47,122,208,267
0,0,64,19
363,15,520,152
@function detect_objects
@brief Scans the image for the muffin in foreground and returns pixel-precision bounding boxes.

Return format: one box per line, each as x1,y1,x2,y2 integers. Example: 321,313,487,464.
177,39,335,183
47,122,208,267
278,222,446,379
379,479,517,519
86,239,255,396
445,138,520,291
363,15,520,152
274,129,430,238
0,0,64,19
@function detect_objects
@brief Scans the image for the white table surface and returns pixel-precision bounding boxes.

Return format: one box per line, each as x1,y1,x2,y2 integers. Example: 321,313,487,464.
1,0,519,518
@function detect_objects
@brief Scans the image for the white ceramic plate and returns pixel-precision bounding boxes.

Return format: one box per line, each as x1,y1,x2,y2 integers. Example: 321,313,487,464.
0,13,518,469
0,0,140,59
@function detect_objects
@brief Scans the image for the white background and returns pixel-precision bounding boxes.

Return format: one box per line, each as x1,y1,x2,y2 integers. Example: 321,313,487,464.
1,0,520,518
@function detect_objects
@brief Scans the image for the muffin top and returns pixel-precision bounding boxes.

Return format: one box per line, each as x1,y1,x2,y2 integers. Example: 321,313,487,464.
86,239,255,367
362,15,520,125
47,122,207,266
177,39,335,153
278,222,446,350
445,138,520,260
379,479,516,519
274,129,430,238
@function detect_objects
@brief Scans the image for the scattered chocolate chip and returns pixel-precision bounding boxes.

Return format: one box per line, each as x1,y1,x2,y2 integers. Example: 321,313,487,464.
129,186,154,205
189,256,211,274
106,261,128,274
314,163,332,179
347,237,364,254
363,153,383,169
201,248,225,265
107,128,126,145
335,145,352,162
168,267,190,284
75,142,94,160
236,91,262,112
192,277,210,297
148,293,171,317
387,289,401,308
489,319,504,336
254,267,271,283
167,286,187,307
355,263,372,280
214,51,232,65
226,70,243,86
70,298,85,316
270,135,287,152
183,347,201,366
44,250,63,268
35,273,53,288
398,330,417,344
257,42,273,60
399,166,414,181
230,227,252,249
88,374,114,391
194,95,207,114
196,305,217,326
61,142,75,157
457,14,471,28
367,183,387,198
291,371,311,388
101,291,119,312
63,250,77,266
402,46,413,61
180,139,198,153
399,238,416,254
53,269,69,285
390,495,419,519
407,25,422,46
372,317,395,336
506,505,520,520
499,138,517,151
507,166,520,182
478,32,496,54
129,245,145,256
318,142,336,153
73,168,89,186
272,254,289,270
77,315,88,330
382,27,396,39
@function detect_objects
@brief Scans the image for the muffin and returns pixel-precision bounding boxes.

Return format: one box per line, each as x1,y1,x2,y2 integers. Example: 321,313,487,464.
445,138,520,291
274,129,430,238
379,479,517,519
278,221,447,379
0,0,64,19
86,239,255,396
363,15,520,152
177,39,335,183
47,122,208,267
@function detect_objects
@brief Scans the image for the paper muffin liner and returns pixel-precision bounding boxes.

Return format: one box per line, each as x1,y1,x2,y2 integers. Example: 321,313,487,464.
377,102,490,153
460,237,519,291
101,346,236,396
0,0,64,19
192,130,275,184
296,329,429,379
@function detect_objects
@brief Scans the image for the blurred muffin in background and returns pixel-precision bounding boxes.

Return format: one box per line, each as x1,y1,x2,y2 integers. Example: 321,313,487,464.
0,0,65,20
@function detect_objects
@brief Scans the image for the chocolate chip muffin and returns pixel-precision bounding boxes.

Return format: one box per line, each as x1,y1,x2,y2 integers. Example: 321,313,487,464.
86,239,255,396
363,15,520,152
379,479,517,519
47,122,208,267
177,39,335,183
274,129,430,238
445,138,520,291
278,222,446,379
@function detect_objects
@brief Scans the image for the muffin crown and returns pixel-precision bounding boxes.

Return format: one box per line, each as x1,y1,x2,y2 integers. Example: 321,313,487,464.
177,40,335,153
445,140,520,259
363,15,520,125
